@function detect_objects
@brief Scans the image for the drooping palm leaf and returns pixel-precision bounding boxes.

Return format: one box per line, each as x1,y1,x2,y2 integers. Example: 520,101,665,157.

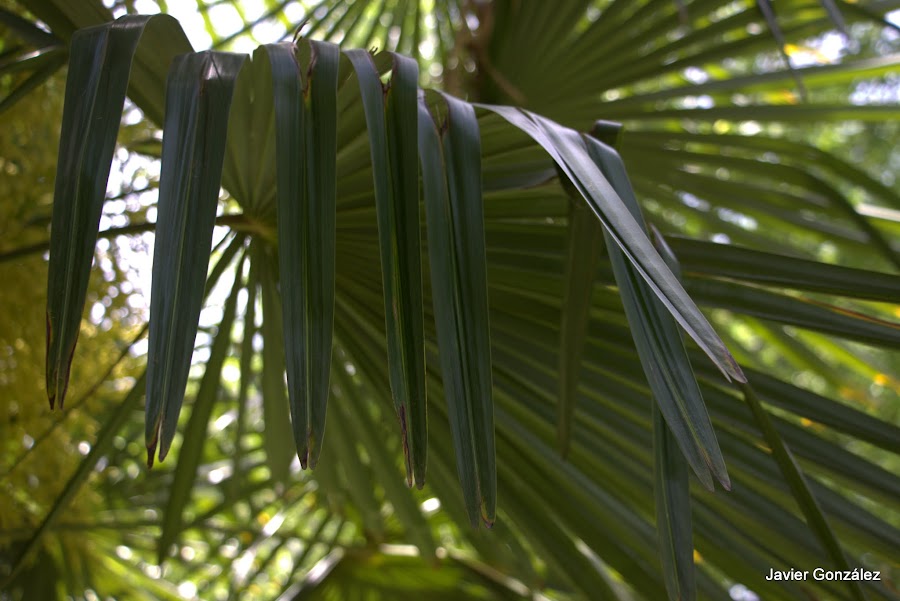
44,14,188,410
144,49,247,465
263,39,340,470
6,2,899,601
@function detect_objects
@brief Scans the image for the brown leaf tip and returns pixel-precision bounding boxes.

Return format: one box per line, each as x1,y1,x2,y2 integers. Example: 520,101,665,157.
398,404,413,487
300,448,309,471
146,433,158,469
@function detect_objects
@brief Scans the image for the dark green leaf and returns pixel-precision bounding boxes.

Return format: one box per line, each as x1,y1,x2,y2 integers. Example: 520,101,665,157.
345,48,428,487
45,14,184,410
418,93,496,527
654,404,695,601
145,50,247,465
557,194,605,457
264,39,340,469
584,135,729,490
479,104,746,386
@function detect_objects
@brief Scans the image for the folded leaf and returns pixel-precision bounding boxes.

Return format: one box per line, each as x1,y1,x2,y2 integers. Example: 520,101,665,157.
479,104,745,386
145,50,247,466
418,93,496,527
345,48,428,487
46,14,188,409
263,39,340,469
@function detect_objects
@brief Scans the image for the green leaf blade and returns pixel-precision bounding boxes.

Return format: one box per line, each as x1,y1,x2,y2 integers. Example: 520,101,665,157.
261,42,308,467
417,98,480,527
145,50,247,466
305,40,341,468
479,104,746,387
654,404,696,601
557,195,605,458
385,52,428,489
584,136,730,490
264,39,340,470
45,14,184,410
345,48,428,488
419,93,496,527
442,93,497,526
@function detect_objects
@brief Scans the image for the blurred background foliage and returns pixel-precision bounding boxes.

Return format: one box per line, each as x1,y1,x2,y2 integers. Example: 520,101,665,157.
1,0,899,600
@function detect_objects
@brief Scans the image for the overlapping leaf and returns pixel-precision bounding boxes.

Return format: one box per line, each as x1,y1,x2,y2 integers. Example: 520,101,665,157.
145,50,247,466
345,48,428,487
480,105,745,386
263,39,340,469
28,4,900,600
557,192,605,457
45,14,188,409
418,93,496,527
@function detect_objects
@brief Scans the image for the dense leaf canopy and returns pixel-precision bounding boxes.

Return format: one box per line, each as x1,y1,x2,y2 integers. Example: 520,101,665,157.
1,1,899,600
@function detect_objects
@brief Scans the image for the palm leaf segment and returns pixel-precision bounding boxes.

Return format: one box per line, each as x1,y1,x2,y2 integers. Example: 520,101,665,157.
19,1,900,600
47,10,741,534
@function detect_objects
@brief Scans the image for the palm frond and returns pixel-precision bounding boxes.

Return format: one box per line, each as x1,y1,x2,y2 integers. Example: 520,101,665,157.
4,2,898,601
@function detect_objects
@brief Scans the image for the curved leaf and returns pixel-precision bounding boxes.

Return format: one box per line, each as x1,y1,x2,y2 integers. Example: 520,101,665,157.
479,104,746,386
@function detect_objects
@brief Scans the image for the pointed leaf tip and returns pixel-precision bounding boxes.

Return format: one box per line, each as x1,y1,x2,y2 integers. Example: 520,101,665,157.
45,14,190,411
145,50,246,469
347,48,429,489
419,93,495,528
575,132,731,491
265,40,340,472
146,443,156,469
399,403,414,488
